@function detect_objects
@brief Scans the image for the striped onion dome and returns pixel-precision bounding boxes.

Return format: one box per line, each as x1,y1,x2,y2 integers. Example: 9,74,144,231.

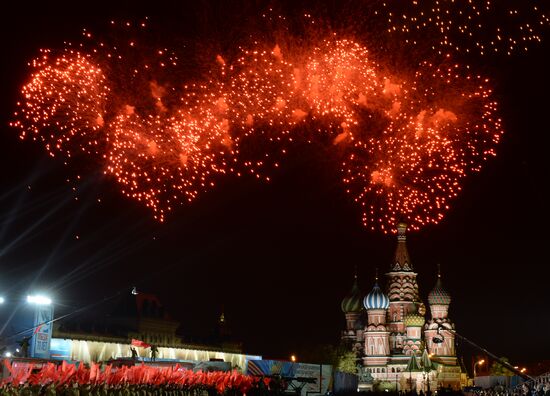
363,281,390,310
428,275,451,306
341,277,363,313
403,312,425,327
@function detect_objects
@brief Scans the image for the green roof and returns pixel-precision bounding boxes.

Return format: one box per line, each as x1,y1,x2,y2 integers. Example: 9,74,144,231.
405,355,422,372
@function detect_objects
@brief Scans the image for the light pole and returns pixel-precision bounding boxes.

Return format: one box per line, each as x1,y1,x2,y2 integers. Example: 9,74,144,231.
27,294,54,359
473,359,485,378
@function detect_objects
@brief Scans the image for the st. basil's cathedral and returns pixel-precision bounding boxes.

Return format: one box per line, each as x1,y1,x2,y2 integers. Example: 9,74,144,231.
341,222,466,391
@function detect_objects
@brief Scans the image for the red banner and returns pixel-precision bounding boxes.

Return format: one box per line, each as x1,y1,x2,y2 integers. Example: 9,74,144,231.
131,339,151,348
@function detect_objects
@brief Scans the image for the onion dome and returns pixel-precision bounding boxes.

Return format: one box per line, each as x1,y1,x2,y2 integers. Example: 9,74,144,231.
341,276,363,313
403,312,425,327
364,281,390,310
428,269,451,306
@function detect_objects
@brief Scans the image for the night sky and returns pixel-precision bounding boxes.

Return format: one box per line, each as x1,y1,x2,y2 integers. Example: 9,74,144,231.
0,1,549,367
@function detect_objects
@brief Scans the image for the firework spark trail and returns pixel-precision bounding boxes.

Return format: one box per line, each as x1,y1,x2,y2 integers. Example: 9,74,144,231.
373,0,550,56
344,61,502,231
12,31,503,232
12,50,109,157
106,98,232,220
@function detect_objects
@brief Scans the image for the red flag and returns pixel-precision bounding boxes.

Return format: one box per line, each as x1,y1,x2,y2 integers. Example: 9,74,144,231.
3,359,14,376
89,363,99,383
131,339,151,348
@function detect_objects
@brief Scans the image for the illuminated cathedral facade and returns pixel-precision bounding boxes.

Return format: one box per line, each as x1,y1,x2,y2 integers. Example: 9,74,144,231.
341,222,465,391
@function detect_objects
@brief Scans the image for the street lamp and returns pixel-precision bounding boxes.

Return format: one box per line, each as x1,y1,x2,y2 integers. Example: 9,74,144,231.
473,359,485,377
27,295,52,305
290,355,297,362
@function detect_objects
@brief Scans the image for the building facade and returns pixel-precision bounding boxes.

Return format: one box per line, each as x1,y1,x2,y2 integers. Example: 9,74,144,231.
48,292,260,369
341,222,465,391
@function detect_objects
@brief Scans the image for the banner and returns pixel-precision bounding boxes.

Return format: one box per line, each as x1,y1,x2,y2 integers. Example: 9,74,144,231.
29,304,54,359
247,360,333,396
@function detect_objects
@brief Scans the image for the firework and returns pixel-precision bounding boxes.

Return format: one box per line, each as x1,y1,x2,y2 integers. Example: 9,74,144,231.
11,50,109,158
11,21,503,232
343,61,502,231
106,108,229,221
222,45,298,180
300,39,381,140
374,0,550,56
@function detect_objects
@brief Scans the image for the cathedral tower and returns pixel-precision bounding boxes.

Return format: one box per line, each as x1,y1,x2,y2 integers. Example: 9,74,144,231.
386,222,422,353
425,267,457,365
403,311,425,356
341,273,364,356
340,223,464,391
363,274,390,367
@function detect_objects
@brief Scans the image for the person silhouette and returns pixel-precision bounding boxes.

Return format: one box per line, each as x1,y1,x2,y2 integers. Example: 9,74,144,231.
150,345,158,362
19,336,31,358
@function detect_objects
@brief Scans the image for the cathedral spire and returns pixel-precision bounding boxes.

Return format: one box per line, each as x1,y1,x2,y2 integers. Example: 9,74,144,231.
341,271,363,313
428,265,451,306
217,304,231,338
392,221,412,271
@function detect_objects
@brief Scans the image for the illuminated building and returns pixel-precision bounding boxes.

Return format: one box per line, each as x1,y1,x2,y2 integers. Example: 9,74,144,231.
49,292,260,369
341,222,465,391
